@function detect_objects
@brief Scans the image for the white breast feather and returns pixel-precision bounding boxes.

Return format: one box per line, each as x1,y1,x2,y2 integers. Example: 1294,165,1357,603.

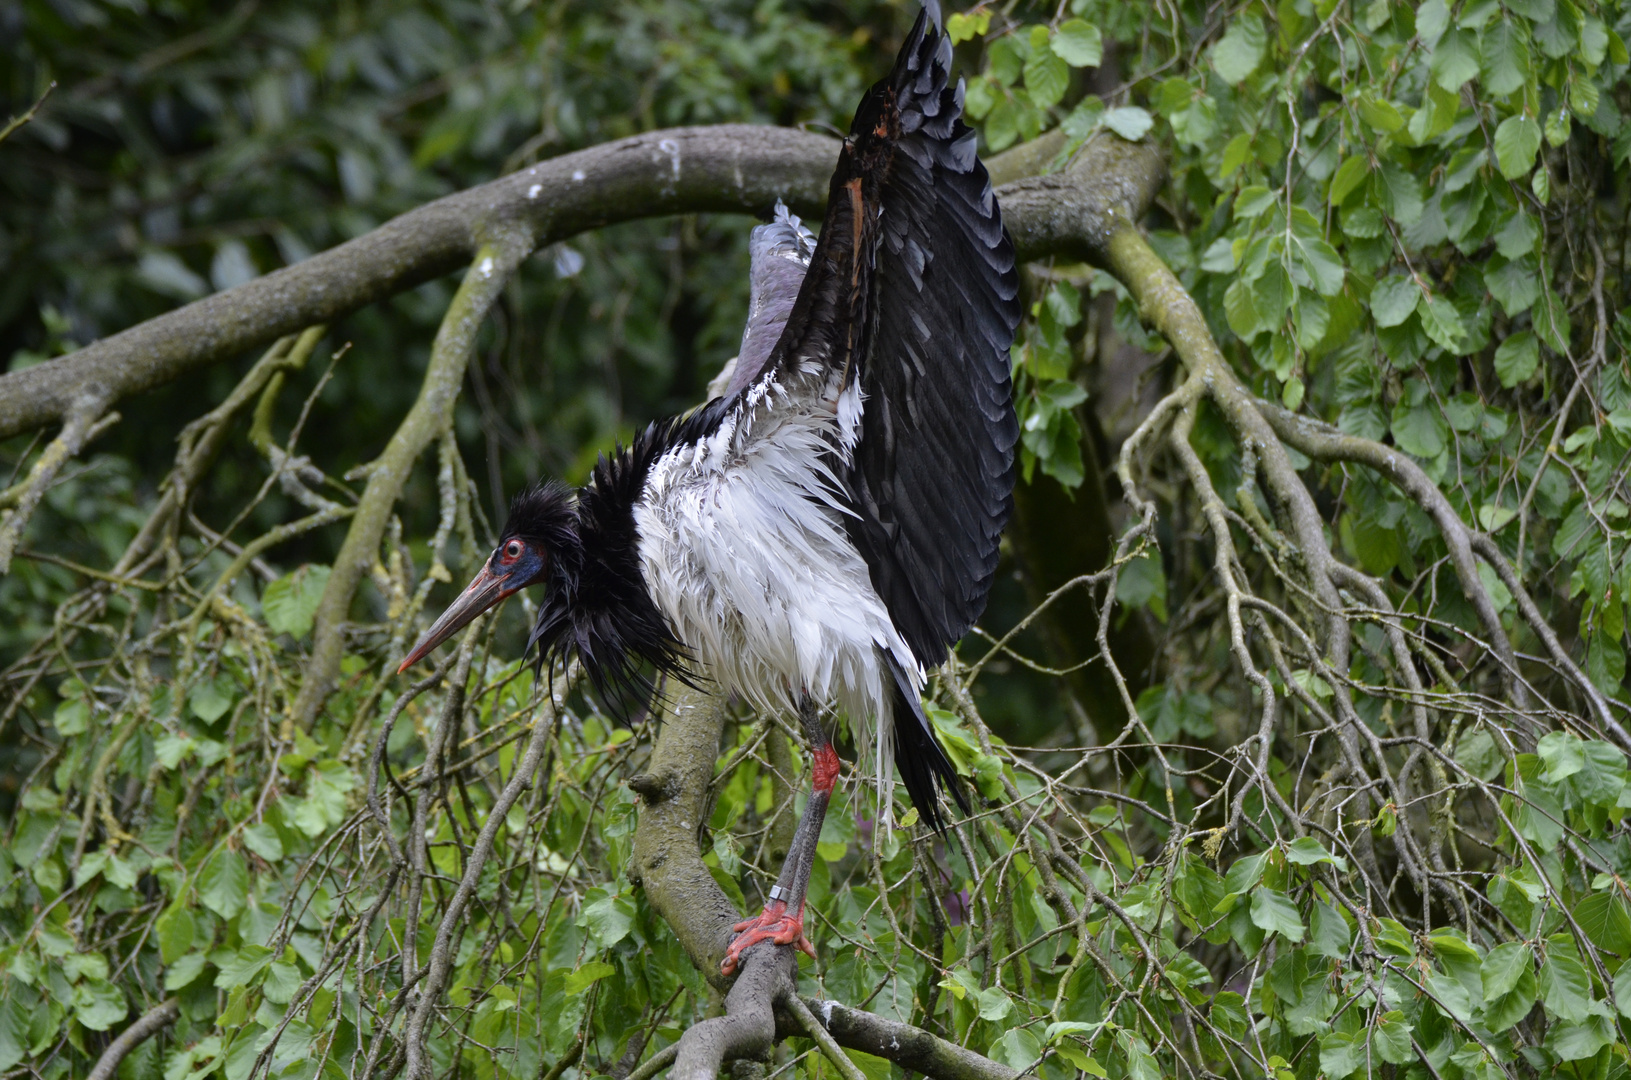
634,374,921,797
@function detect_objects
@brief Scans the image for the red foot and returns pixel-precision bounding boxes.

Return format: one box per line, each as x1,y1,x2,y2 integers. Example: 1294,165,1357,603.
812,743,841,794
720,899,816,975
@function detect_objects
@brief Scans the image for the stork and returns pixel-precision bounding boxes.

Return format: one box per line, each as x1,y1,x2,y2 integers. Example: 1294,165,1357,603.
400,1,1019,976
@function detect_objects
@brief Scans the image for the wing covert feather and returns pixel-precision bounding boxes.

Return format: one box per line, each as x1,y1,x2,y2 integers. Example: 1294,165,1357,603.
761,6,1021,668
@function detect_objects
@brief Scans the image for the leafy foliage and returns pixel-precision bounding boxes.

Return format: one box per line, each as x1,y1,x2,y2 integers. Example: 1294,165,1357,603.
7,0,1631,1079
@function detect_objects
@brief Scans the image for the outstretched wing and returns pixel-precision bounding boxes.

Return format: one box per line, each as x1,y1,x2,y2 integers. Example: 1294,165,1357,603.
761,3,1021,668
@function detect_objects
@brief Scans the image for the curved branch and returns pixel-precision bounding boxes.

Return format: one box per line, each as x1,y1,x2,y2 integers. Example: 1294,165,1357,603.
774,997,1021,1080
0,127,1164,442
1254,398,1553,748
87,997,179,1080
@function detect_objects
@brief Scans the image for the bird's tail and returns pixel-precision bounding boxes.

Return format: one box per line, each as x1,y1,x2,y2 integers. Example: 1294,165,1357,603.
884,652,969,834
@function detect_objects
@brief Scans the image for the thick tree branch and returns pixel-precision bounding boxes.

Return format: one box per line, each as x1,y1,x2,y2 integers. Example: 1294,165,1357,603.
628,678,739,989
0,127,1163,443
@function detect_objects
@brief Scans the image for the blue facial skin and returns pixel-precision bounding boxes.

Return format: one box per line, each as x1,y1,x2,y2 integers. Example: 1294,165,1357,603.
398,537,548,671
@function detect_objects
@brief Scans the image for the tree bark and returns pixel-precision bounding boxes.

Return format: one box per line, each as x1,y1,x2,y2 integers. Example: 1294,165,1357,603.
0,128,1164,441
87,997,179,1080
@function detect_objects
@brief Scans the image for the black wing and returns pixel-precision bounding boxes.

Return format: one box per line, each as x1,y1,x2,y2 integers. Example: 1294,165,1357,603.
762,4,1021,668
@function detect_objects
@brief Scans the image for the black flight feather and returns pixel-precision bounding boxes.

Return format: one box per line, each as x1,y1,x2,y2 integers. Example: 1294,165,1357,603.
756,3,1020,829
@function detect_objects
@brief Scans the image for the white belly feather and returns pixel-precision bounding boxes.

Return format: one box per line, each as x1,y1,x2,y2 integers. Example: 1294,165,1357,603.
632,375,921,785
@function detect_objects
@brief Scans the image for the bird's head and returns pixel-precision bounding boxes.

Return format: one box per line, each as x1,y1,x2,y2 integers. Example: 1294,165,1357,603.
398,482,580,672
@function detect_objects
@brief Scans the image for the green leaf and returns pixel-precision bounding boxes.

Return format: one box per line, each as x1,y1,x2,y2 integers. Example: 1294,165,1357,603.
1443,147,1487,192
1572,740,1625,803
1250,888,1305,942
1051,20,1103,67
1319,1032,1365,1079
1212,15,1266,83
1328,155,1370,206
1225,279,1264,339
156,904,195,964
1309,901,1352,957
1481,21,1532,95
1484,970,1538,1031
577,890,636,948
1495,211,1540,257
1373,1011,1414,1064
1288,234,1345,296
1023,47,1070,109
1417,0,1450,43
1102,106,1152,141
1115,553,1167,622
1218,851,1267,908
188,673,237,724
1539,951,1593,1022
241,823,283,863
164,951,209,992
1487,257,1540,316
1359,95,1406,133
947,10,991,43
1613,957,1631,1018
1371,275,1420,328
1537,731,1585,779
1430,29,1481,91
992,1028,1041,1071
1392,400,1448,458
1494,114,1542,178
198,849,250,919
53,698,89,736
1494,332,1540,387
1418,294,1467,352
1575,891,1631,955
977,985,1013,1021
1376,160,1424,225
213,944,275,990
0,996,28,1072
1291,287,1330,350
1482,942,1532,1000
262,564,332,640
72,980,127,1032
1550,1014,1616,1061
564,961,616,995
1285,837,1345,869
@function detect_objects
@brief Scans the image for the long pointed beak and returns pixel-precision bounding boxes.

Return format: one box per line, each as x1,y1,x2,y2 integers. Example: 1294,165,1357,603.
398,565,515,673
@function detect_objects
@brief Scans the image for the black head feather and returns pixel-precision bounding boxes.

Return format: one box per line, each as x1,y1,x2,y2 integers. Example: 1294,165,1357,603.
513,452,692,718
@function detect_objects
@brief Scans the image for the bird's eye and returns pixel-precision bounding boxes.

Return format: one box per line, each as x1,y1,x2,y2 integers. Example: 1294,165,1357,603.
503,540,524,561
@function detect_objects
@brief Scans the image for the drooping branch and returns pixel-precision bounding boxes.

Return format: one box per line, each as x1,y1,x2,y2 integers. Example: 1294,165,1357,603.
290,240,525,732
0,127,1164,443
1254,397,1619,746
0,398,119,572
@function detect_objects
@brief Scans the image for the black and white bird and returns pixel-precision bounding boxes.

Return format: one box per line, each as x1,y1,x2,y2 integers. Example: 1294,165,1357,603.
400,1,1019,974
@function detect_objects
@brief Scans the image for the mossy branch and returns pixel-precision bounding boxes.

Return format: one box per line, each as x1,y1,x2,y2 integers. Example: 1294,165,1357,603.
0,128,1165,444
290,241,527,734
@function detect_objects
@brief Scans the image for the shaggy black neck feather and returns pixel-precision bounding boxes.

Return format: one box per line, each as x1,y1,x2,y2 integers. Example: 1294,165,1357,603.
513,402,732,715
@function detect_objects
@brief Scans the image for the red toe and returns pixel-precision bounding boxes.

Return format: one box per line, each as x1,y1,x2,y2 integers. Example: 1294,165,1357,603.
720,899,815,974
